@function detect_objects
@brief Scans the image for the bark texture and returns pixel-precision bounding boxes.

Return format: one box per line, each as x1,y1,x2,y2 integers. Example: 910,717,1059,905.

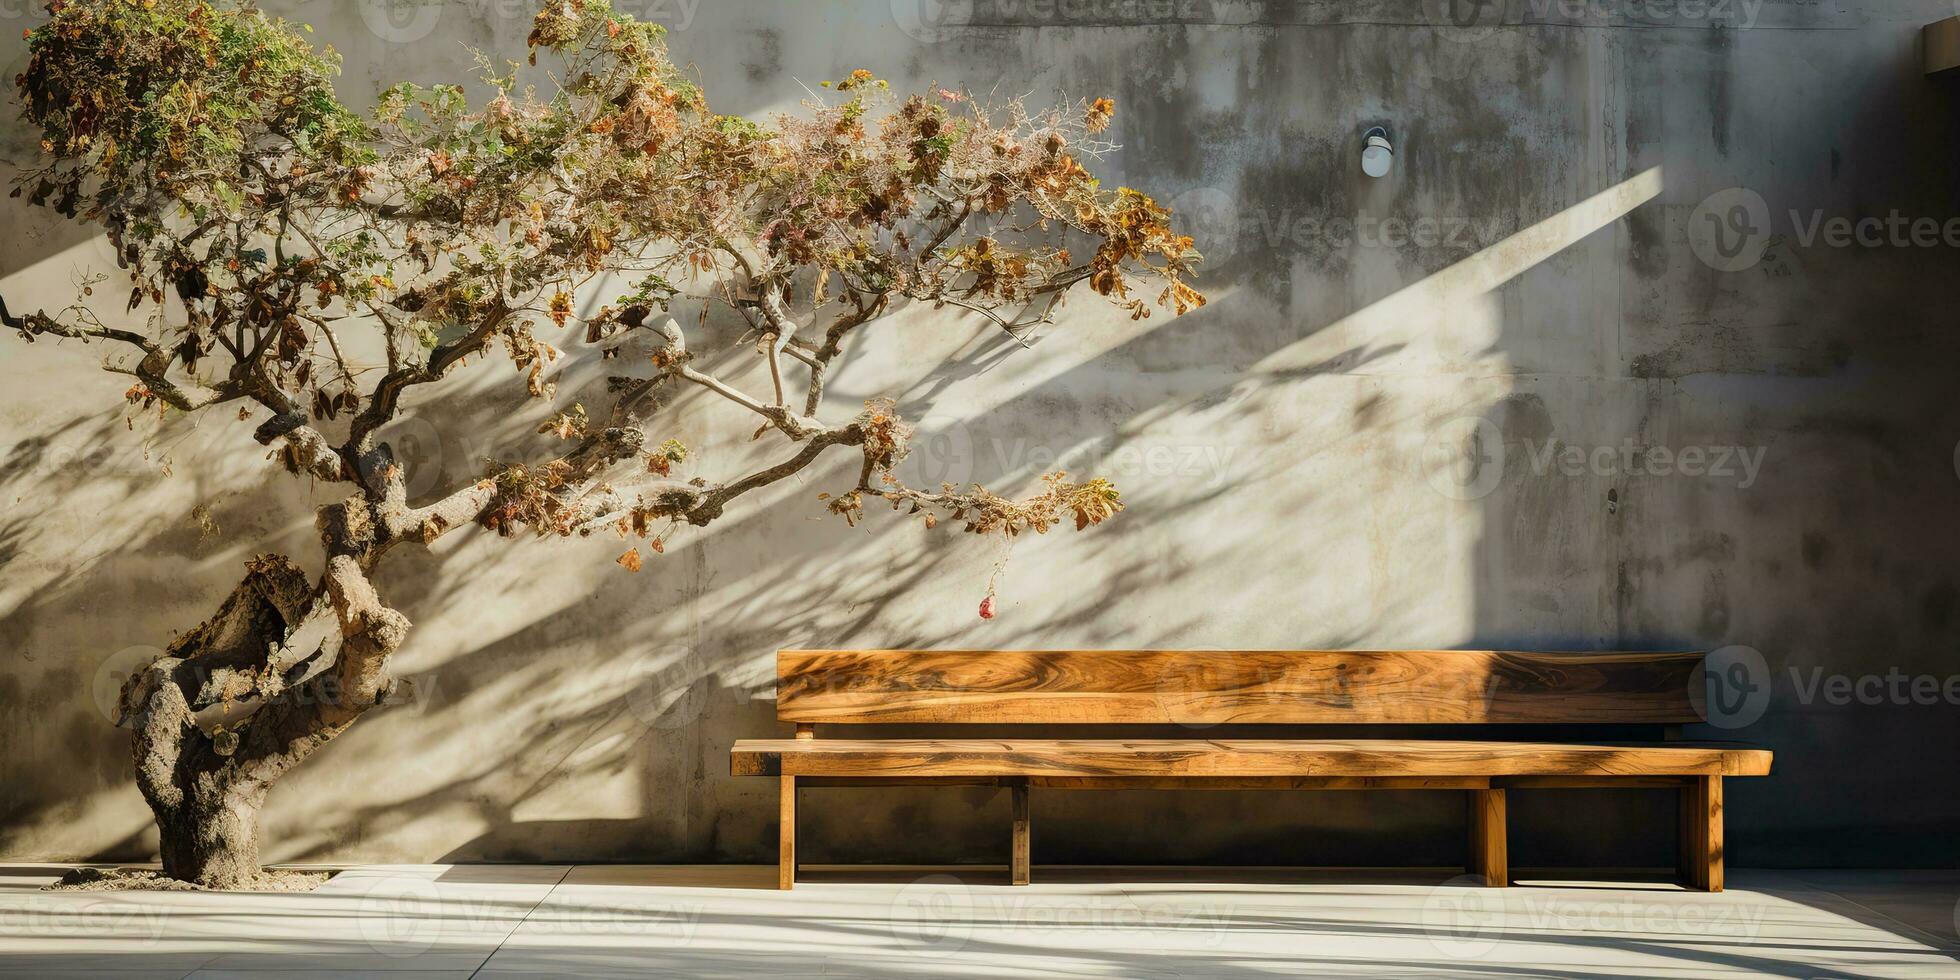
121,520,409,887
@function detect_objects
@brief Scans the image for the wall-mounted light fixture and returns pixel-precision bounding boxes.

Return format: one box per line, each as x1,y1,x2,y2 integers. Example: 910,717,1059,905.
1361,126,1393,178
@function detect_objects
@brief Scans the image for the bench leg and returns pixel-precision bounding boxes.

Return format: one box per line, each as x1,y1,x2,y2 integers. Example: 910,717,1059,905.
779,774,796,891
1468,788,1508,887
1680,775,1723,893
1010,778,1031,886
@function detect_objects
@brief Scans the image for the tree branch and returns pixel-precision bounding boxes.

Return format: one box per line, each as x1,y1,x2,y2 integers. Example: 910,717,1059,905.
348,301,509,452
253,412,351,483
648,315,830,441
927,294,1041,349
687,423,864,524
755,280,797,406
307,556,410,732
802,298,887,416
4,291,243,411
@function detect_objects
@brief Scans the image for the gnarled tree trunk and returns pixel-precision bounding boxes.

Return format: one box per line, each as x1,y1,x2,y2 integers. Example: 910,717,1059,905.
153,774,270,888
121,504,410,888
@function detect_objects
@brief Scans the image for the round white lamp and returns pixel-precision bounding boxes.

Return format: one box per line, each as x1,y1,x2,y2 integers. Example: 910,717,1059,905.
1361,126,1393,178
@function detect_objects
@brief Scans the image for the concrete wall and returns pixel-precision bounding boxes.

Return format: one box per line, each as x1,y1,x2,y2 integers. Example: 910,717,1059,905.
3,0,1958,870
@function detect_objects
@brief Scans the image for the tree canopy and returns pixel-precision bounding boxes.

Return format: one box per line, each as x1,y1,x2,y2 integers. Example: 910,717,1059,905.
7,0,1202,571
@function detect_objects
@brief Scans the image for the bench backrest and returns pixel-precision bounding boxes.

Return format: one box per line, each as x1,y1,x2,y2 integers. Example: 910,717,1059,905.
776,649,1704,726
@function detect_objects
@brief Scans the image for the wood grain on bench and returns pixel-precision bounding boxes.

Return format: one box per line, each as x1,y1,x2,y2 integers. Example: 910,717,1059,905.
747,649,1765,893
776,649,1704,725
732,738,1770,778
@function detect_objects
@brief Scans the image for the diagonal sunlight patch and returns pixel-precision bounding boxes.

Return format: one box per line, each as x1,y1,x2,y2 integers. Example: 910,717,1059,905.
971,167,1671,496
1254,166,1665,379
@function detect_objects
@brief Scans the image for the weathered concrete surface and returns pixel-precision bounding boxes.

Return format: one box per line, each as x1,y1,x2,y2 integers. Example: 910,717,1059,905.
2,0,1959,869
2,865,1955,975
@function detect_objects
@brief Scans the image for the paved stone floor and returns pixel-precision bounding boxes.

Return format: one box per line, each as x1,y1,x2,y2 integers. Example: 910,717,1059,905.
0,865,1955,978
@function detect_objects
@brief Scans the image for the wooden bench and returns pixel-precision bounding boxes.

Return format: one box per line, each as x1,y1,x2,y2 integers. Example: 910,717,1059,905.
730,649,1772,891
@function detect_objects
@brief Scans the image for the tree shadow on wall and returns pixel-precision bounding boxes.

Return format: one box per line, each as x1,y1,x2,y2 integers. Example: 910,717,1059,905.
0,159,1456,874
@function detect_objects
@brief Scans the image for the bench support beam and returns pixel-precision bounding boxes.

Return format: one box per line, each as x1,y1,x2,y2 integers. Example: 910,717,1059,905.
779,775,796,891
1680,775,1723,892
1468,788,1508,887
1010,778,1031,886
1033,776,1488,791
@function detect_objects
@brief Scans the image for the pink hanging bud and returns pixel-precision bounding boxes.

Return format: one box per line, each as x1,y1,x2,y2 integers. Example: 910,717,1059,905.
978,595,997,620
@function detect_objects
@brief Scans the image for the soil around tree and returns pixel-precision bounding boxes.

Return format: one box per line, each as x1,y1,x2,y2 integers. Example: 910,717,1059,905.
44,866,332,892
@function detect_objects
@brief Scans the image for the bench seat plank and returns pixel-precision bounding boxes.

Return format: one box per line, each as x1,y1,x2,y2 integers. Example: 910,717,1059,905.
731,738,1771,779
777,649,1705,725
